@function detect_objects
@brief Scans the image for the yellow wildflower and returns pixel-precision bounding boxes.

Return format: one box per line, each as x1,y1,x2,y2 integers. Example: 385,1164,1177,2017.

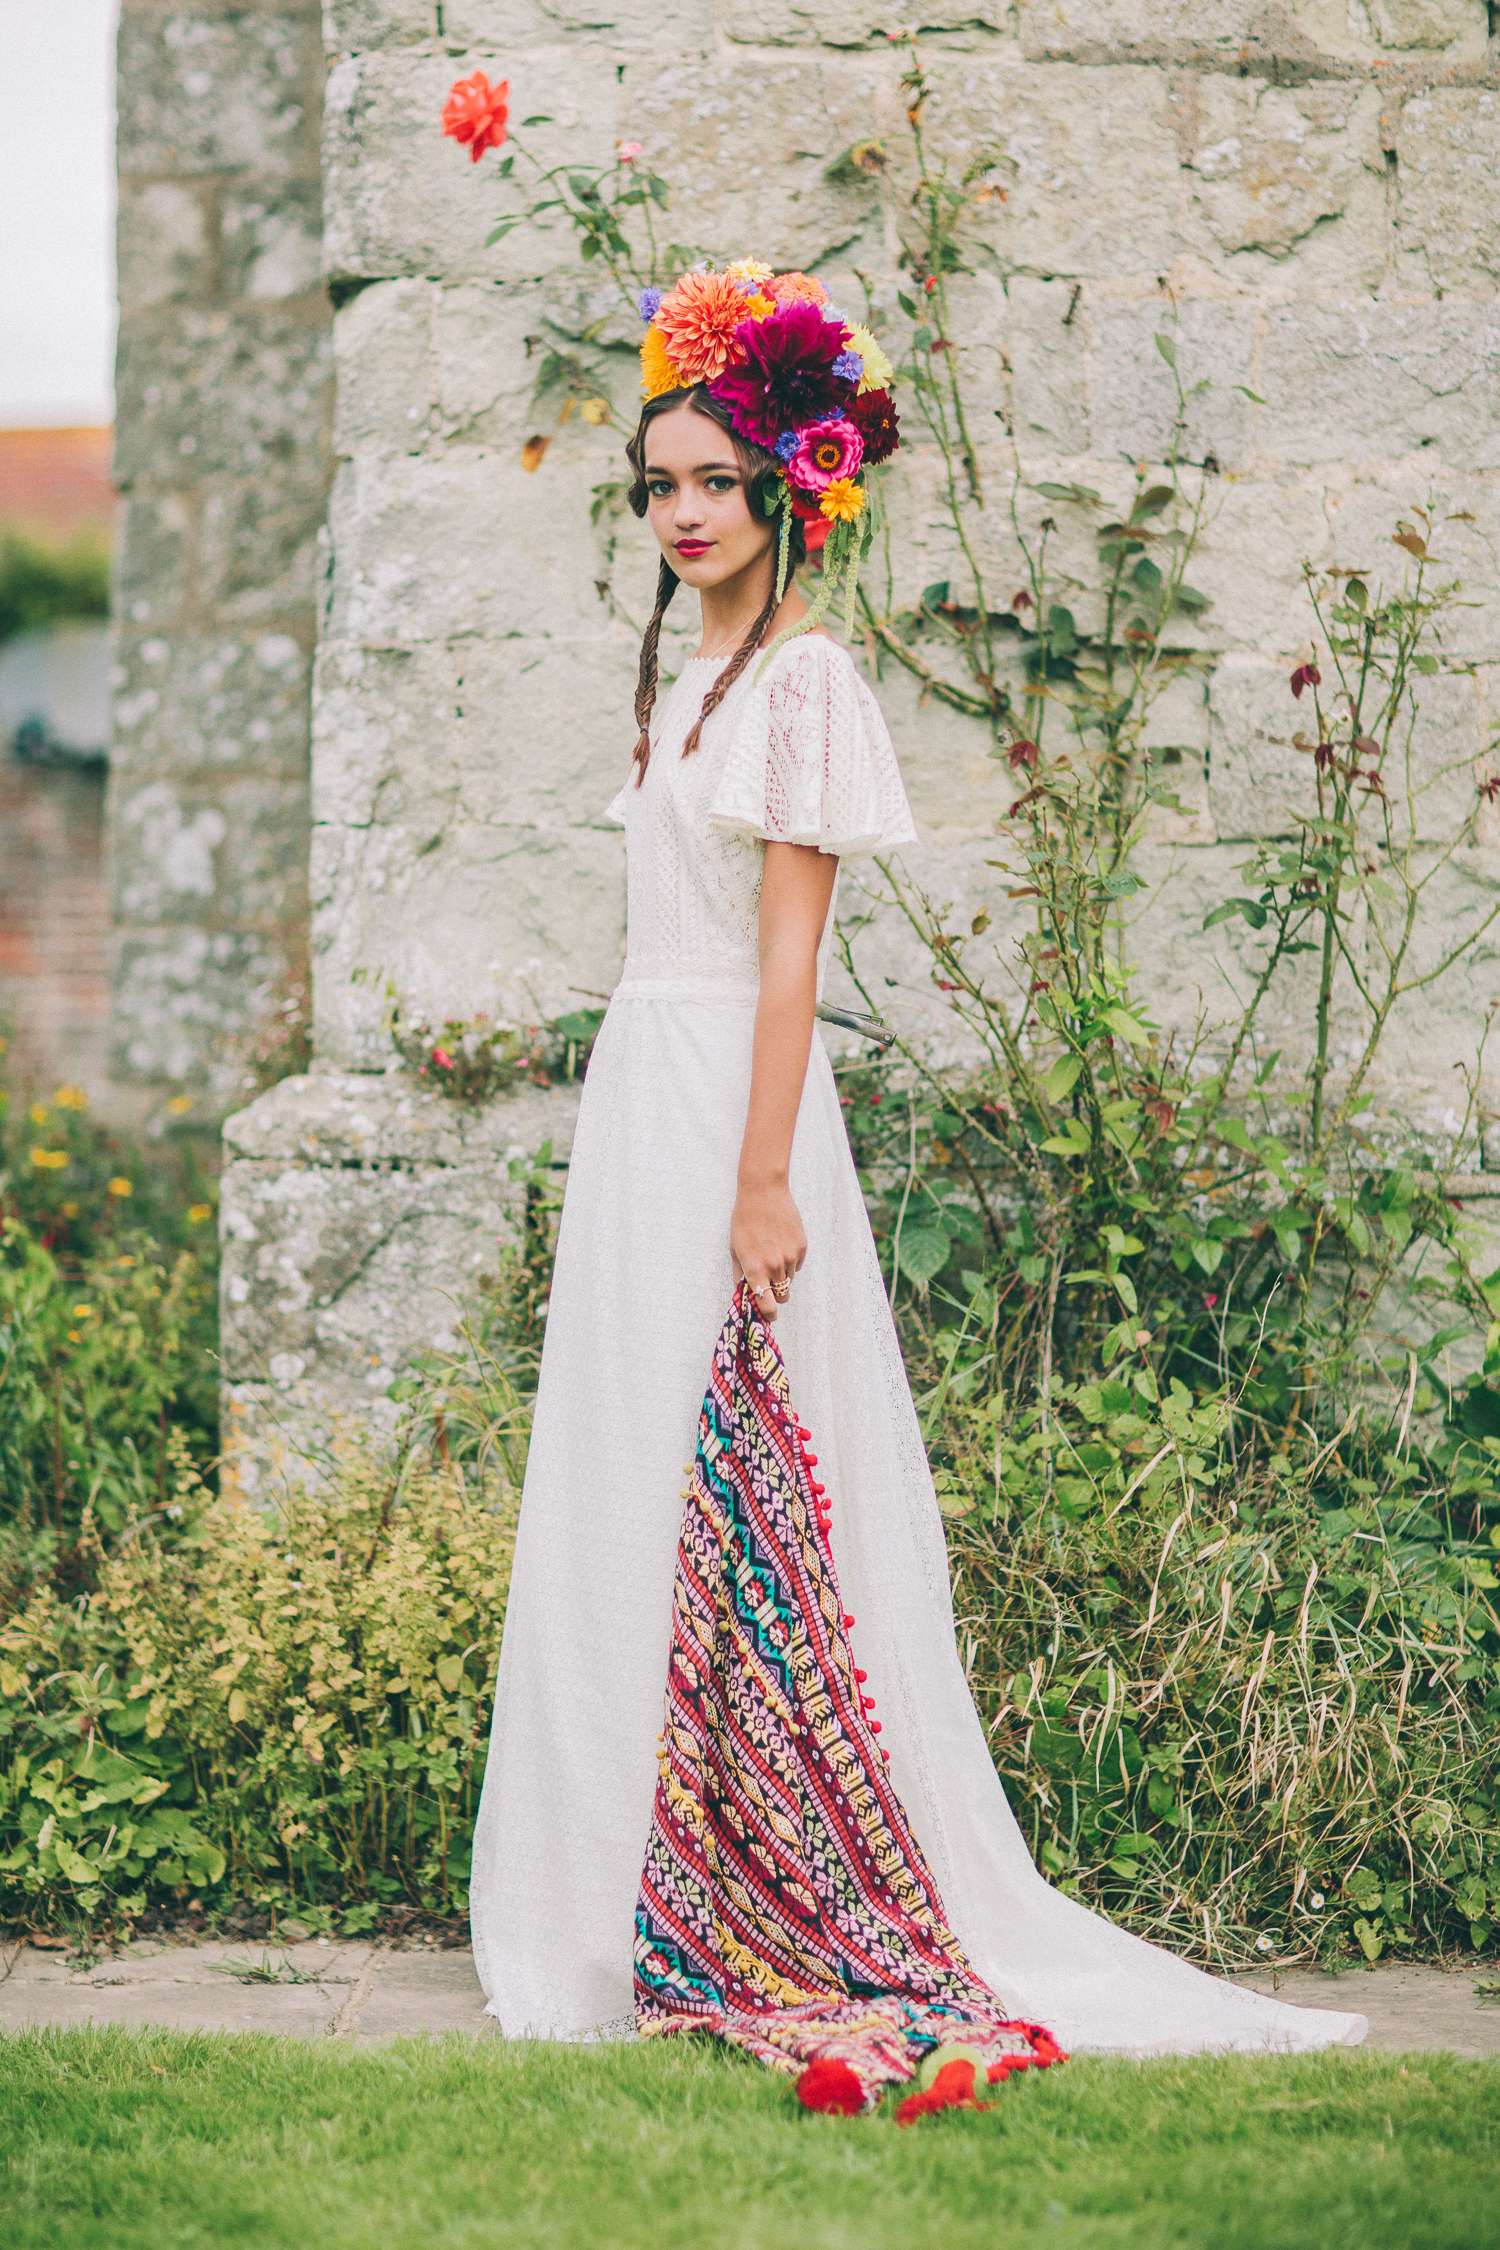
61,1201,79,1220
819,478,866,523
107,1175,134,1198
71,1304,93,1320
53,1085,88,1111
640,324,685,400
842,321,894,395
30,1148,68,1171
116,1253,136,1268
187,1203,213,1225
167,1094,193,1115
29,1103,48,1127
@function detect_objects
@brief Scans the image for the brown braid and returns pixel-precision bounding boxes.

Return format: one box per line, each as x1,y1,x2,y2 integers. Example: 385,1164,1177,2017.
629,556,679,785
622,382,807,789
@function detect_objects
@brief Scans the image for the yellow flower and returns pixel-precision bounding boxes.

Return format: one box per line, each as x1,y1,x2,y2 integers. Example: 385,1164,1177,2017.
724,256,772,284
29,1103,48,1127
166,1094,193,1116
53,1085,88,1111
107,1176,134,1198
741,292,775,320
61,1201,79,1220
187,1203,213,1225
842,321,894,395
115,1253,136,1268
640,324,685,399
579,396,612,426
29,1147,68,1171
71,1304,93,1320
819,478,866,523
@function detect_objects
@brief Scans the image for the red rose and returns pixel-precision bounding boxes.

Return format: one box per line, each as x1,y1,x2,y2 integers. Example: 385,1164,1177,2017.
441,71,510,163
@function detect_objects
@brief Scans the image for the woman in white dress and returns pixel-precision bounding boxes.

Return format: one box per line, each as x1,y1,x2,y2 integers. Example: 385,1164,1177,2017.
467,261,1368,2069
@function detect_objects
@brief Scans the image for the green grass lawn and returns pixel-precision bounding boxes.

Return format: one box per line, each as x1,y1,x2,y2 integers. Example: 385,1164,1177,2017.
2,2029,1498,2250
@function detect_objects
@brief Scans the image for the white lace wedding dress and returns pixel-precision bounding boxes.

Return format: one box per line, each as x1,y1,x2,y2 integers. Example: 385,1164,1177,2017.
467,630,1368,2056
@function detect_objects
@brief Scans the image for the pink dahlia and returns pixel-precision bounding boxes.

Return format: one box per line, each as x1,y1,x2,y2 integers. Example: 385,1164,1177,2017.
653,270,761,386
708,301,855,449
784,416,864,492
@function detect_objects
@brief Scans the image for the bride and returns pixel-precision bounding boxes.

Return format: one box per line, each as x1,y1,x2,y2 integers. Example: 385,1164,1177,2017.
466,258,1367,2095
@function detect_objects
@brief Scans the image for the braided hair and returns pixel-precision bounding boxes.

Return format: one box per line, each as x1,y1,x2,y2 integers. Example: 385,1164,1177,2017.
622,385,808,789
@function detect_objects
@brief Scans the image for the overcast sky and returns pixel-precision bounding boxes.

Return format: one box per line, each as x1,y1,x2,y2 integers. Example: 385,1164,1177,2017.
0,3,119,427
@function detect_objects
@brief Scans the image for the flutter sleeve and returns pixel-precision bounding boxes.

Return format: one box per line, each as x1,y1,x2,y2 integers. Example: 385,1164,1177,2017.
706,633,920,858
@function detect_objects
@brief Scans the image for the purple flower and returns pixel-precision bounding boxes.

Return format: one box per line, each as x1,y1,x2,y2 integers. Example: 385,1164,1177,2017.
833,349,864,383
774,430,800,461
637,285,664,322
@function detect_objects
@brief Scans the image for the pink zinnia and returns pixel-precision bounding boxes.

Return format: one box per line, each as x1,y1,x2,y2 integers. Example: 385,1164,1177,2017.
784,416,864,492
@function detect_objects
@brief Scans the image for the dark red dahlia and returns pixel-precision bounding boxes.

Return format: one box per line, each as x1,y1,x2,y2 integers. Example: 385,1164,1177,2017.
849,385,900,464
708,301,855,448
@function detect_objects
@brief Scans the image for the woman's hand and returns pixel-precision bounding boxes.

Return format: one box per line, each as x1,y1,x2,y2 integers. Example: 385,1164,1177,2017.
731,1173,807,1323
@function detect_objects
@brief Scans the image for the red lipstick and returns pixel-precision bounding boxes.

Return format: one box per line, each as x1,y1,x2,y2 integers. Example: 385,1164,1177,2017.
675,539,712,556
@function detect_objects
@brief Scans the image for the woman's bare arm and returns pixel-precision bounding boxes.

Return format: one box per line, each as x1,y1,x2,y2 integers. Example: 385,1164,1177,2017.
729,839,839,1320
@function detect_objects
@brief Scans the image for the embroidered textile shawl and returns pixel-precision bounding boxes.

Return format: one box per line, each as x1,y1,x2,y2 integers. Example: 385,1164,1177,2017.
633,1276,1065,2112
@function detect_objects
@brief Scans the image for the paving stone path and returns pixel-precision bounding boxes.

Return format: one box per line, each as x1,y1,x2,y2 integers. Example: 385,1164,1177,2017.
1,1938,1497,2056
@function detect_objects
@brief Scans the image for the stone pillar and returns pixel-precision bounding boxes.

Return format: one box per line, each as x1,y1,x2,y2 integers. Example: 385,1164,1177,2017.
217,2,1500,1490
108,0,333,1110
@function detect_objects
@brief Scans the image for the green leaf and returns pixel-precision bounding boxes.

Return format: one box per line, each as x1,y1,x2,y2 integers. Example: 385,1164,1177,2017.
896,1225,951,1284
1044,1053,1083,1102
1154,331,1177,369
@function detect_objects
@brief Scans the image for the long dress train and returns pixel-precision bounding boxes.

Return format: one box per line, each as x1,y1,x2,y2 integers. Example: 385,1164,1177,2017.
467,631,1368,2057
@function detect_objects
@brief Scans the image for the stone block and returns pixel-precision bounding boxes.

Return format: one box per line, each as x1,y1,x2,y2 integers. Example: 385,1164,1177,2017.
1180,79,1389,289
1007,277,1089,456
114,493,196,629
118,9,321,179
116,181,216,310
609,49,889,270
311,633,641,831
198,476,331,623
1174,474,1332,652
218,1069,582,1496
1086,295,1258,465
332,280,437,455
114,304,333,483
110,775,310,927
221,176,326,300
110,631,312,781
1015,1,1357,64
323,47,625,283
323,450,605,645
445,0,716,45
431,279,620,449
309,818,627,1069
322,0,438,49
1257,300,1500,469
716,0,1001,42
1394,90,1500,298
1207,655,1487,841
111,923,299,1095
1363,0,1489,53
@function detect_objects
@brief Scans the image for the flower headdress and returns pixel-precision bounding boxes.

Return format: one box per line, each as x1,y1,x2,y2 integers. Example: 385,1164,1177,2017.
637,257,901,667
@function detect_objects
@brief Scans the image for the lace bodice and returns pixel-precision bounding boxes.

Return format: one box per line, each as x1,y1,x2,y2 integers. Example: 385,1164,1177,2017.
602,632,920,1000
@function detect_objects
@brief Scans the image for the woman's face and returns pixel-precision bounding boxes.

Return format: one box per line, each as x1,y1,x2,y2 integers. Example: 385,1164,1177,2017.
641,401,773,593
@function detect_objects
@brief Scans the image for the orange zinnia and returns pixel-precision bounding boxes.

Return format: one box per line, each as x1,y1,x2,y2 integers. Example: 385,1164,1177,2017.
653,270,757,386
441,70,511,163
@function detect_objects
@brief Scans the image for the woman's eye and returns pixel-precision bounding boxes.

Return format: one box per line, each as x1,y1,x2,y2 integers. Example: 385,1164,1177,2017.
708,476,737,492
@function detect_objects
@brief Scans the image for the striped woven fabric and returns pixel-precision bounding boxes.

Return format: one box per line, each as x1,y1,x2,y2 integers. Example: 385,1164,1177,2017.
632,1275,1065,2113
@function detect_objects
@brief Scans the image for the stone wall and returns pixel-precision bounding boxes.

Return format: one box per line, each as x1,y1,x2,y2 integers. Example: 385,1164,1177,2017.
108,0,333,1107
217,1,1500,1490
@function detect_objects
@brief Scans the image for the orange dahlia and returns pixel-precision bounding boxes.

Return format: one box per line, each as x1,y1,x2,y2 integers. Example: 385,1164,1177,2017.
640,324,684,399
653,270,756,386
764,270,830,310
441,71,510,163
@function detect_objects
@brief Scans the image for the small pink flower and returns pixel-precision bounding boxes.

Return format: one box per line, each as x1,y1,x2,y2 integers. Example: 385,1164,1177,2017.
432,1047,455,1070
784,415,863,493
617,139,643,162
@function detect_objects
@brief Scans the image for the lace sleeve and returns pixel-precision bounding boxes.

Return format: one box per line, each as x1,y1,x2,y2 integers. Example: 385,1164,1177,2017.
707,635,920,858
